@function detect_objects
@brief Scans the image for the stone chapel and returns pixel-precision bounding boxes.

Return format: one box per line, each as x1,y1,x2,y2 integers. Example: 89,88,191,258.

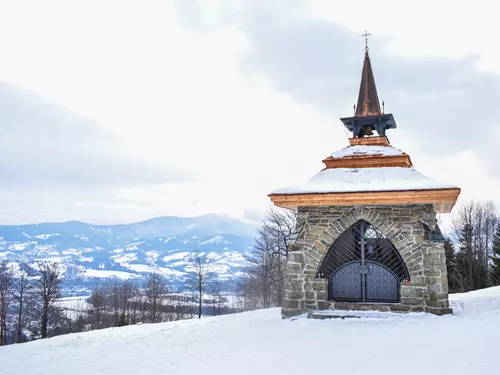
268,39,461,318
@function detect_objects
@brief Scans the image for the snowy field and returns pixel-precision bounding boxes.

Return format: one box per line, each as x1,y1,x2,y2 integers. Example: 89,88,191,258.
1,287,499,375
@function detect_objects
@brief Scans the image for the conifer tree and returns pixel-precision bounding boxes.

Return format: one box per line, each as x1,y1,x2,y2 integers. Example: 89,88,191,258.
444,238,459,293
490,225,500,285
117,311,128,327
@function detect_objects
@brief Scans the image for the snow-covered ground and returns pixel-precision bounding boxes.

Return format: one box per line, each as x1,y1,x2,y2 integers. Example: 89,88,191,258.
2,287,499,375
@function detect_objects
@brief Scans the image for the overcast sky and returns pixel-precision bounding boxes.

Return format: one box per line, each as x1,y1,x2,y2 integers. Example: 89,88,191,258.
0,0,499,225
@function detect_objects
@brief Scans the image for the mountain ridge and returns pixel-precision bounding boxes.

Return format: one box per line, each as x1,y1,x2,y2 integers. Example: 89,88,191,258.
0,214,257,295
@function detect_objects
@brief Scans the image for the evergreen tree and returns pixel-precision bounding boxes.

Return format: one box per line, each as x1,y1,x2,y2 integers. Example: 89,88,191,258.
490,225,500,285
117,311,128,327
444,238,459,293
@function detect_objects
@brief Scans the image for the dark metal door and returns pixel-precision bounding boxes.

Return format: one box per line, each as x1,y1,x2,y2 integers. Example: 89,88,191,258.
365,262,399,302
331,262,362,301
320,220,408,303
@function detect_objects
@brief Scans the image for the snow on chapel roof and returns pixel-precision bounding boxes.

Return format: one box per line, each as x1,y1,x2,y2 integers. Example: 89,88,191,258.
271,167,457,195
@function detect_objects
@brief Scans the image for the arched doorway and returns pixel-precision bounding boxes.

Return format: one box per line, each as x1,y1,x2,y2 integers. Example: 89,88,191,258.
319,220,409,303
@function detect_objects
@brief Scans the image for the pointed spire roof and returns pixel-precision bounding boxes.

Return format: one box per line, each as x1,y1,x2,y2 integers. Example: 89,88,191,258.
340,33,396,138
355,51,381,117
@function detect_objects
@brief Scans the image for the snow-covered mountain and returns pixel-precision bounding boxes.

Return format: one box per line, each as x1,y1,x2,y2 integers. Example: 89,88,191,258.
1,287,499,375
0,214,257,294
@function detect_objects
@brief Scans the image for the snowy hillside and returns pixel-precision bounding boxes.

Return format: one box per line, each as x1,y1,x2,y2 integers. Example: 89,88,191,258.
0,214,256,294
2,287,499,375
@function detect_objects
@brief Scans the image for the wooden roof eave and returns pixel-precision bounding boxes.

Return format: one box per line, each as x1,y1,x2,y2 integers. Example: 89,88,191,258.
268,188,461,213
322,154,413,169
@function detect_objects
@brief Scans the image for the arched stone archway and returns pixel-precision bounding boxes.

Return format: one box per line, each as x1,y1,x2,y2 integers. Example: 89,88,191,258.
282,204,451,317
318,220,409,302
302,207,424,281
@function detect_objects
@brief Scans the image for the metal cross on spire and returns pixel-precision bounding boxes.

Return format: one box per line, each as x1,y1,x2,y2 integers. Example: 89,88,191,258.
361,30,371,54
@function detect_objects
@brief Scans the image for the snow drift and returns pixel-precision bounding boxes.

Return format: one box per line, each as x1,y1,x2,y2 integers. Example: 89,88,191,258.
1,287,499,375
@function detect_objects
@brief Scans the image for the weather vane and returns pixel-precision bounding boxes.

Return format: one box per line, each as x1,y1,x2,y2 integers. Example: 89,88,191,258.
361,30,371,53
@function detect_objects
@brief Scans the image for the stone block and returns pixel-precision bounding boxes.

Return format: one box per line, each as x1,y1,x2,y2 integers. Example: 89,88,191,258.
286,291,304,300
409,306,424,313
401,297,424,306
427,283,443,296
408,262,423,273
287,280,305,290
304,264,316,272
288,253,304,263
303,281,313,292
400,285,426,298
312,280,327,291
317,301,331,310
406,251,423,264
314,240,326,252
315,291,327,301
424,297,447,308
308,225,324,235
423,269,442,277
305,291,315,300
426,307,453,316
282,298,299,309
424,254,443,266
333,302,348,310
390,304,411,312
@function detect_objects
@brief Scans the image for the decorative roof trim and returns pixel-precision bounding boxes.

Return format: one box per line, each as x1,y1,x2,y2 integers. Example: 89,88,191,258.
322,154,412,169
268,188,461,213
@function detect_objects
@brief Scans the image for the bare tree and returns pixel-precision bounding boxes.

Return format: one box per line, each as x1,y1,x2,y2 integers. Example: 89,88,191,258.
262,209,296,305
89,285,107,329
125,281,141,325
108,282,121,326
0,260,13,345
207,279,226,316
241,208,296,310
33,262,63,339
120,280,139,324
186,253,217,318
12,263,31,343
63,299,89,333
261,208,296,260
246,228,280,308
144,273,169,323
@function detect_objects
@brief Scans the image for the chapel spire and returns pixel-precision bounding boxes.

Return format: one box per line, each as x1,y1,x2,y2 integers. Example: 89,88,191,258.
355,50,382,117
340,31,397,139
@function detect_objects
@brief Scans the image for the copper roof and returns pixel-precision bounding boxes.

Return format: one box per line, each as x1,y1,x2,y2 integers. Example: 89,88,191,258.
355,52,381,117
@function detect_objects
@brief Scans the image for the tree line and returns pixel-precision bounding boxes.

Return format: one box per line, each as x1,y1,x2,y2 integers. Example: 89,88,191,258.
446,200,500,292
0,253,238,346
0,261,63,344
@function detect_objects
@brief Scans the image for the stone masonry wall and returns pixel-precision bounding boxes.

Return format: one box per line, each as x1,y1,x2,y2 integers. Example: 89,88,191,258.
282,204,451,318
